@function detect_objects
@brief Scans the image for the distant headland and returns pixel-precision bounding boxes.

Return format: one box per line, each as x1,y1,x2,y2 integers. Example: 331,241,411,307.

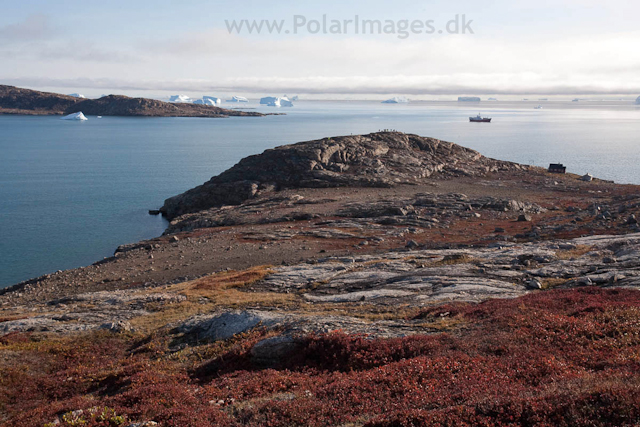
0,85,265,118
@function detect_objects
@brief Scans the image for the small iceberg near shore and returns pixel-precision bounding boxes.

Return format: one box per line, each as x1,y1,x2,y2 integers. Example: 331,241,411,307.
60,112,88,121
68,93,86,98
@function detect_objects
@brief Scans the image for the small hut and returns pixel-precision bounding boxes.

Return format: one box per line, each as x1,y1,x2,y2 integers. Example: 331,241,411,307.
548,163,566,174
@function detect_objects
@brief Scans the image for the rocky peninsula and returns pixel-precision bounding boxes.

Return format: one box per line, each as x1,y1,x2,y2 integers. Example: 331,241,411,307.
2,132,640,427
0,85,264,117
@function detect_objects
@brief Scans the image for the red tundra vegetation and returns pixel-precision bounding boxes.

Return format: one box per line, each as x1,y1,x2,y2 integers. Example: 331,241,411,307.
2,287,640,427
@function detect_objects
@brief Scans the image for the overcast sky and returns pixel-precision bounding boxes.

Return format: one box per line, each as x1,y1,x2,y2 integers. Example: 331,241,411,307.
1,0,639,99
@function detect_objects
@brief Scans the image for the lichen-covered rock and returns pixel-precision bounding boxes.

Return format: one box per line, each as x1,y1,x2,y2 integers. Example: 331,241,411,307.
176,310,285,341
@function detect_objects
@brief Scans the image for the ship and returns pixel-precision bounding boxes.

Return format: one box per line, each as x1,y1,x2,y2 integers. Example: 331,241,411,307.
469,113,491,122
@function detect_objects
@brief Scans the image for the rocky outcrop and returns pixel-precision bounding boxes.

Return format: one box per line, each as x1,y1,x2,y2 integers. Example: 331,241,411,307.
250,232,640,305
160,132,526,219
0,85,264,117
165,191,545,234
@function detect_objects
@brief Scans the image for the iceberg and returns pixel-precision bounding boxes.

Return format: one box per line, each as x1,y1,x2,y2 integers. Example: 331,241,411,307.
458,97,481,102
382,96,409,104
262,96,294,107
279,97,293,107
61,112,88,121
203,96,221,106
169,95,192,103
194,98,220,106
260,96,279,105
68,93,86,98
226,96,249,103
636,96,640,105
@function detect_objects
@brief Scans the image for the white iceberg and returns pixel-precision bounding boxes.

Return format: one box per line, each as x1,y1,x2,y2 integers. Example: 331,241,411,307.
279,97,293,107
263,96,294,107
382,96,409,104
226,96,249,103
203,96,221,105
194,98,220,106
291,95,299,101
68,93,86,98
61,112,88,121
169,95,192,103
260,96,279,105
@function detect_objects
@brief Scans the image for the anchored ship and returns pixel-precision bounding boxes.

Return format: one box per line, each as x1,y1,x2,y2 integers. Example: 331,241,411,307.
469,113,491,123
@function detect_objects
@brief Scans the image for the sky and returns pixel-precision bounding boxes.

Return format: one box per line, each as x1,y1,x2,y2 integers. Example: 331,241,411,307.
1,0,639,99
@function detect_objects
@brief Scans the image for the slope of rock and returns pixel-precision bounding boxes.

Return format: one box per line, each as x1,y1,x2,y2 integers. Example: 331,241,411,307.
161,132,527,219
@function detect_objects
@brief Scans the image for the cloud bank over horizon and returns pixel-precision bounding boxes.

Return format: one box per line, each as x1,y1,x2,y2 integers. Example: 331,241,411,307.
1,1,639,98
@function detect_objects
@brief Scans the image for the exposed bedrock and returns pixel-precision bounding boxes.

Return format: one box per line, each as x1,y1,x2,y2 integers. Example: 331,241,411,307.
160,132,527,219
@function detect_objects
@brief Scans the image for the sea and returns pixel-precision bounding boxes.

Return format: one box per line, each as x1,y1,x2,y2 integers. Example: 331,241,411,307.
1,100,639,288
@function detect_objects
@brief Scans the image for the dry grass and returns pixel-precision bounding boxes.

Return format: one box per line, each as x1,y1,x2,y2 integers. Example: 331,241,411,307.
540,278,570,289
555,245,593,260
0,315,31,323
192,266,274,291
415,316,467,331
129,300,216,333
433,254,479,266
130,266,296,332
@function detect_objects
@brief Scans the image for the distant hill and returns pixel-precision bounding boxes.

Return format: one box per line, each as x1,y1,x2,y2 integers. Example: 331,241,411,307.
0,85,79,115
0,85,264,117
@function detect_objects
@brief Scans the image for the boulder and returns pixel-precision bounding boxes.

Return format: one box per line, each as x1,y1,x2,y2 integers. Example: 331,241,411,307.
177,310,284,341
99,320,133,333
526,279,543,290
251,335,302,365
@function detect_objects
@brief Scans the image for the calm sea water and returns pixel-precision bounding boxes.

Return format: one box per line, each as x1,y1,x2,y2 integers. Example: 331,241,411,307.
1,100,639,287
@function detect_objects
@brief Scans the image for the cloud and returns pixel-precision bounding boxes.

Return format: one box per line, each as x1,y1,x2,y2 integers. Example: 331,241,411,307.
0,14,57,41
4,73,640,96
2,22,640,96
